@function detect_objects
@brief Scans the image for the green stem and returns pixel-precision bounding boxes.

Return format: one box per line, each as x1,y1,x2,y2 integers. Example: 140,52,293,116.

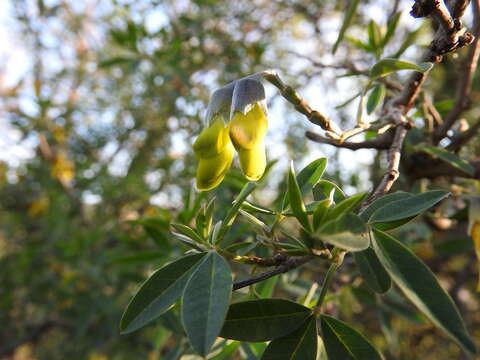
314,248,345,311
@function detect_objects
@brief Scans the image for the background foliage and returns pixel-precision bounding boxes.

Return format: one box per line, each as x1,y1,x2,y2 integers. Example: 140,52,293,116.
1,0,479,359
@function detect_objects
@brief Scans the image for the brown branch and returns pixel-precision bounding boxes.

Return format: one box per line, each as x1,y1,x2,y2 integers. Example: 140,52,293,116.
433,0,480,143
364,125,409,207
451,0,471,19
233,255,314,291
305,130,392,150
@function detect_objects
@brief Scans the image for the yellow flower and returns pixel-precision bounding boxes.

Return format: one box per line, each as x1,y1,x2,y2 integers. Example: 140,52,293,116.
193,116,234,191
229,103,268,181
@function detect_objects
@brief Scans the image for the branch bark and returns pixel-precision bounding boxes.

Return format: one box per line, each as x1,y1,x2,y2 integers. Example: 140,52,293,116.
233,255,314,291
433,0,480,143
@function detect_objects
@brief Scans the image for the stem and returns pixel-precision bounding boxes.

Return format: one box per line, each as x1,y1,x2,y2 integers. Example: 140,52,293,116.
315,248,345,310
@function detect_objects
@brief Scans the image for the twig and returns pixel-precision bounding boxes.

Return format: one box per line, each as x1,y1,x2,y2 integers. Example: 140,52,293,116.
305,130,392,150
262,71,342,137
433,0,480,143
233,255,314,291
364,125,409,207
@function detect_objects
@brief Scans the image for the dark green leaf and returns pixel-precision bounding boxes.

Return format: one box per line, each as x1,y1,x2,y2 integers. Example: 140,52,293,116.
367,20,382,52
359,191,412,222
182,252,233,356
333,0,361,54
297,158,328,194
370,58,432,79
171,223,205,244
369,190,449,224
418,145,475,176
321,315,383,360
374,216,417,231
313,180,346,203
325,192,367,222
366,84,386,114
288,163,312,232
345,36,374,52
261,316,317,360
217,182,256,243
242,201,277,215
372,229,476,354
354,247,391,293
120,253,206,334
220,299,312,342
313,199,332,230
316,213,369,251
283,158,327,210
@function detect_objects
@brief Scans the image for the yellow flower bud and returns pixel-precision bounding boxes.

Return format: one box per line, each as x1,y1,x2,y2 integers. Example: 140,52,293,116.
229,103,268,181
193,117,234,191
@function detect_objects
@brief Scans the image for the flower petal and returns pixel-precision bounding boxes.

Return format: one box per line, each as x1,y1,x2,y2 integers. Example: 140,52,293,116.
193,117,231,158
196,141,234,191
229,103,267,150
237,141,266,181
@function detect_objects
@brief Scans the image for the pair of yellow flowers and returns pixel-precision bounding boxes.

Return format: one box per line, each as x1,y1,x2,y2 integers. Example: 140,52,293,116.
193,78,268,191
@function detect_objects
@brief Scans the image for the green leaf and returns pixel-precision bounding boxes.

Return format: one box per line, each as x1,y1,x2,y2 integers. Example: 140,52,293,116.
367,20,382,52
345,36,374,52
359,191,412,222
381,12,401,48
242,201,277,215
369,190,449,224
418,145,475,176
283,158,327,211
239,209,270,234
333,0,361,54
217,182,256,243
313,180,346,203
182,252,233,356
316,213,369,251
372,229,476,354
321,315,383,360
325,192,367,222
370,58,433,79
297,158,328,194
366,84,386,114
171,223,205,244
220,298,312,342
120,253,206,334
261,316,318,360
204,197,216,236
288,162,312,232
374,216,417,231
313,199,332,230
171,232,208,251
354,247,391,294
